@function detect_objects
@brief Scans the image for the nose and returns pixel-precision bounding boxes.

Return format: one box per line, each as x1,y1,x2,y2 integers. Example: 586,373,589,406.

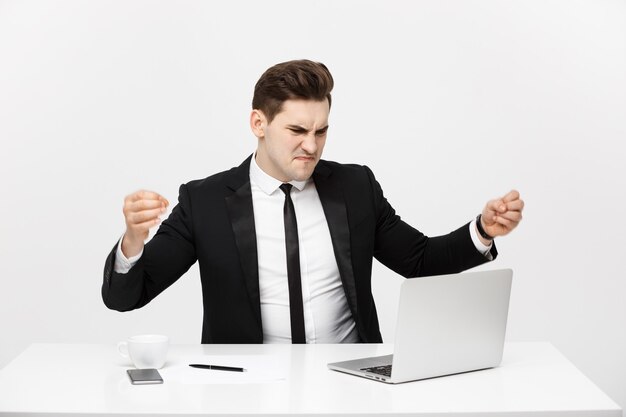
301,132,318,155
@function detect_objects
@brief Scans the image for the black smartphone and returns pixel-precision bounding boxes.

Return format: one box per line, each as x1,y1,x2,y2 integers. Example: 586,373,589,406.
126,368,163,385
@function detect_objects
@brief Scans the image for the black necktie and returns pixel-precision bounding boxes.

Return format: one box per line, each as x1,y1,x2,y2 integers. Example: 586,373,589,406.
279,183,306,344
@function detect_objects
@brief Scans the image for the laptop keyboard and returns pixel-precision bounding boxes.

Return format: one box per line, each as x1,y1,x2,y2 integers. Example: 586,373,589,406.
360,364,392,377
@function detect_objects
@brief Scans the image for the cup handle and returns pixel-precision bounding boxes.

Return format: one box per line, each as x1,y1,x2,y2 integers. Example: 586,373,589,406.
117,341,129,358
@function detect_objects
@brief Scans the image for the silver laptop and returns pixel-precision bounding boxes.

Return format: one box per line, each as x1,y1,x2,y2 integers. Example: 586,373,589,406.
328,268,512,384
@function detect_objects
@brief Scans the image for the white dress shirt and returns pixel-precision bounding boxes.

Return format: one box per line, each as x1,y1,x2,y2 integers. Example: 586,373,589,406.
114,156,492,343
248,155,359,343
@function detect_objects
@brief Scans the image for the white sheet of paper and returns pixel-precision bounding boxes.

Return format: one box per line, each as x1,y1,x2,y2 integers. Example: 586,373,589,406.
160,355,287,384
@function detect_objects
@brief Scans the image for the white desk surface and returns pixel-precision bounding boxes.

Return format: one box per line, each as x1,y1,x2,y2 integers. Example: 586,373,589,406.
0,342,621,417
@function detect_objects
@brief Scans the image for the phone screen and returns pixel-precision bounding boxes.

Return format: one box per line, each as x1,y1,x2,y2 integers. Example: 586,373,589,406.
127,368,163,385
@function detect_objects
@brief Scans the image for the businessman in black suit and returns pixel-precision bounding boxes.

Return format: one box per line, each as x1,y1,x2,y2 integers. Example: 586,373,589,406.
102,60,524,344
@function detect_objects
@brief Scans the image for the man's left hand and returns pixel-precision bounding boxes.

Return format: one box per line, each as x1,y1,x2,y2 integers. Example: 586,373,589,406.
481,190,524,239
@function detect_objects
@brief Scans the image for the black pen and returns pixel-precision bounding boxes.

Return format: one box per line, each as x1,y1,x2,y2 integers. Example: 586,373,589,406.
189,364,246,372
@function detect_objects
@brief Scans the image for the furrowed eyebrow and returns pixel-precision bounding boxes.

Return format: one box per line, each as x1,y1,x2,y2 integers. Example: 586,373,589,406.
286,125,329,135
286,125,308,132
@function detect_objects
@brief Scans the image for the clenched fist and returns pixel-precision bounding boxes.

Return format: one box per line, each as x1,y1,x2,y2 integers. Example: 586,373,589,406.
121,190,169,258
479,190,524,241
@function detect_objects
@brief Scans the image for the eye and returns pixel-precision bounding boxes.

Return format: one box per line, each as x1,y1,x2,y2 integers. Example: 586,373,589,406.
315,128,328,136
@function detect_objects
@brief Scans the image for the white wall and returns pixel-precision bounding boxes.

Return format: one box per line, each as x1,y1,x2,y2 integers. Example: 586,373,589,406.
1,0,624,408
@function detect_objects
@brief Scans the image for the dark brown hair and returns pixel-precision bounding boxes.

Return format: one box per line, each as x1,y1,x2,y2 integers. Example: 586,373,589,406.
252,59,334,122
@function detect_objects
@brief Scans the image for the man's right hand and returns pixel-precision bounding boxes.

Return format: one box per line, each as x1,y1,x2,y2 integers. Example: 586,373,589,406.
121,190,170,258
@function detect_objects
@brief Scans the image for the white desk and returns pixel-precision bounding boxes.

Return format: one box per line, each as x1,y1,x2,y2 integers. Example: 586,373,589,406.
0,342,621,416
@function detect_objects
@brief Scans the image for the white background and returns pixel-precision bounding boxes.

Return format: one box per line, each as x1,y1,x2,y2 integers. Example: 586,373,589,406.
1,0,624,409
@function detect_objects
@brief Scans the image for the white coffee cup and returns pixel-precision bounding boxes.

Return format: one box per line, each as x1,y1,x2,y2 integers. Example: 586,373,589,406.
117,334,169,369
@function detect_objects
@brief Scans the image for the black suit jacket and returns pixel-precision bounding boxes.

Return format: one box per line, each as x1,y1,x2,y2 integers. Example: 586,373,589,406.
103,156,496,343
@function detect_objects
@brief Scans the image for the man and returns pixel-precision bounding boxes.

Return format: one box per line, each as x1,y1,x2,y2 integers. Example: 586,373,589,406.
102,59,524,344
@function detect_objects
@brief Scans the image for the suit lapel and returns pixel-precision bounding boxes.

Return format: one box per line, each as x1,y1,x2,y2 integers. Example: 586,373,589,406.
224,156,262,329
313,161,359,323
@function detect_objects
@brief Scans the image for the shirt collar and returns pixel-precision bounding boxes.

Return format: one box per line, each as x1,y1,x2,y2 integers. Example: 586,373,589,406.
249,153,308,195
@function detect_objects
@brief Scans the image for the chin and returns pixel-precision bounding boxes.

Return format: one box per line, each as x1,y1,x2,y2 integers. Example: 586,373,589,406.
291,173,311,181
288,162,317,181
289,168,314,181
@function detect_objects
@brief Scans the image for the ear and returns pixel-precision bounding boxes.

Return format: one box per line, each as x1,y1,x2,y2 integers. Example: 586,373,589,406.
250,109,266,139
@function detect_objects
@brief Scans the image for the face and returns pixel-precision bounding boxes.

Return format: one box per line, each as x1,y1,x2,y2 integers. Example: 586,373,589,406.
251,99,329,182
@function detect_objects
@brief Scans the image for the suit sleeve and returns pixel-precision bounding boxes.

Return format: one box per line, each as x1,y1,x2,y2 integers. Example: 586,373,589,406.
366,166,497,278
102,184,198,311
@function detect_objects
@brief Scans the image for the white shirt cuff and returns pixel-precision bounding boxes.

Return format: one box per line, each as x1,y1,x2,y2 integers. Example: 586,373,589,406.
469,219,493,261
113,235,143,274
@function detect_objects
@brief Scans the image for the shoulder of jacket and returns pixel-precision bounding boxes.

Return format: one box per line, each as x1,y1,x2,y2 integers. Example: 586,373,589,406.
317,159,373,177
